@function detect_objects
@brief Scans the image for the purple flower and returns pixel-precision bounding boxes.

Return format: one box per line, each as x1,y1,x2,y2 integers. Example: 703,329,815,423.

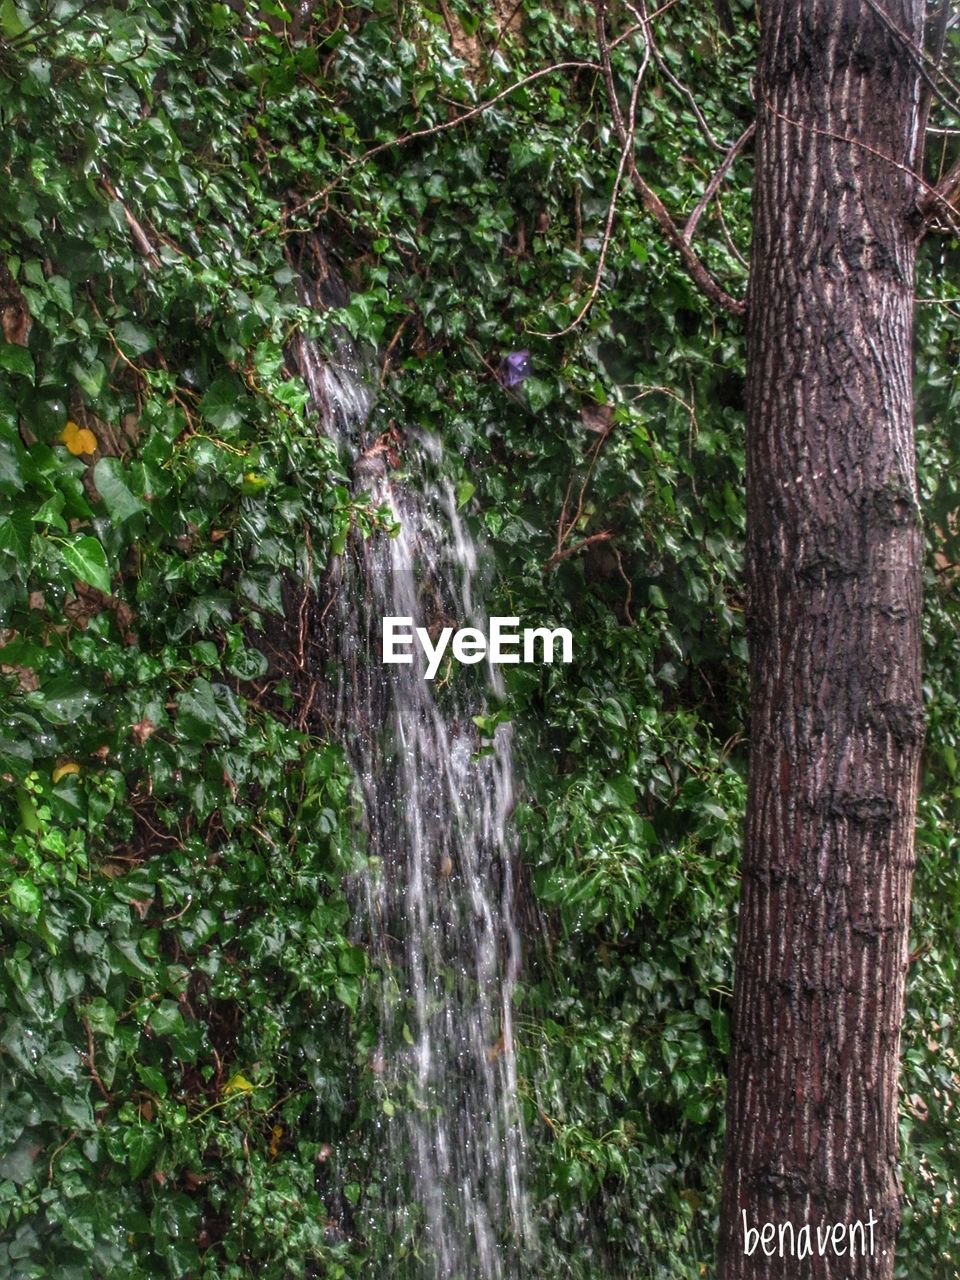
499,349,532,387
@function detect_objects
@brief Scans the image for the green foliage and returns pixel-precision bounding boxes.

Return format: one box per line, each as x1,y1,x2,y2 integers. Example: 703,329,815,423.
0,0,957,1277
898,256,960,1279
0,2,384,1275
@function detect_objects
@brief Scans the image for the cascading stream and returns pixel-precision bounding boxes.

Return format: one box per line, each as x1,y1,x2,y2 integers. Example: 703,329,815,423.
293,275,534,1279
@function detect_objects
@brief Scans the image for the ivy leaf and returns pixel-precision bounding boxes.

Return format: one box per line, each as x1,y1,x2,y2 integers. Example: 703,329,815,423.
226,646,268,680
114,320,154,357
334,976,360,1011
224,1072,254,1096
149,999,183,1035
9,876,41,916
125,1128,159,1179
61,535,112,593
26,676,96,724
0,341,33,379
94,456,145,522
200,374,246,431
524,377,555,412
0,1137,38,1185
85,997,116,1036
61,1093,96,1131
0,437,25,493
0,510,32,560
0,0,27,38
175,679,245,743
338,944,367,975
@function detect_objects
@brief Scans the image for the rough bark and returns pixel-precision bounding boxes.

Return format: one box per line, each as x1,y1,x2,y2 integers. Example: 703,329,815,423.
718,4,925,1278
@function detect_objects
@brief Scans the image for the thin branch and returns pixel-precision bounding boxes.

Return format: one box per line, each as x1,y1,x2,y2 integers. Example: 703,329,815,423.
543,530,614,573
531,38,650,339
715,193,750,271
555,473,576,558
47,1130,79,1183
626,0,725,152
379,311,413,386
610,541,634,624
919,152,960,222
81,1017,112,1102
916,0,953,168
162,896,194,924
553,421,613,560
595,0,745,317
98,177,160,268
7,0,99,50
682,121,755,244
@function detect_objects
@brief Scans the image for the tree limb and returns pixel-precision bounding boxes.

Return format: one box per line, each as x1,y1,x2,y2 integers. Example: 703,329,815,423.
543,530,613,573
682,121,756,245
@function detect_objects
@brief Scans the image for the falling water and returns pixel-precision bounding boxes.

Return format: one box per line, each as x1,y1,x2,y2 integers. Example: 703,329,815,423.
292,265,534,1279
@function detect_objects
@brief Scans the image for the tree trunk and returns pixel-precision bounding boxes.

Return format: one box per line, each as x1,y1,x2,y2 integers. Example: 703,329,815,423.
718,5,925,1278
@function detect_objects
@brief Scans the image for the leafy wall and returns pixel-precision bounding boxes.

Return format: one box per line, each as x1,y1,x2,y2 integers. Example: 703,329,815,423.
0,2,957,1277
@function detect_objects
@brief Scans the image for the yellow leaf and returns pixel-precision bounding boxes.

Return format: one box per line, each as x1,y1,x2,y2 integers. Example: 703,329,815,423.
60,420,97,456
223,1072,254,1096
52,761,81,783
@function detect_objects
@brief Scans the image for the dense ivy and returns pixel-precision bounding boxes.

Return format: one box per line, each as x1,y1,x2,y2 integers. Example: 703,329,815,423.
0,2,957,1277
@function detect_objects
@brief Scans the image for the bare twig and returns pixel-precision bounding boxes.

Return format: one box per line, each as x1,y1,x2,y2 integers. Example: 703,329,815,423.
47,1131,79,1183
162,896,194,924
919,152,960,222
553,422,612,559
626,0,725,152
8,0,99,50
715,194,749,270
610,542,634,623
98,178,160,268
379,311,413,386
85,290,148,403
555,473,576,558
543,529,614,573
81,1017,112,1102
297,524,314,668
